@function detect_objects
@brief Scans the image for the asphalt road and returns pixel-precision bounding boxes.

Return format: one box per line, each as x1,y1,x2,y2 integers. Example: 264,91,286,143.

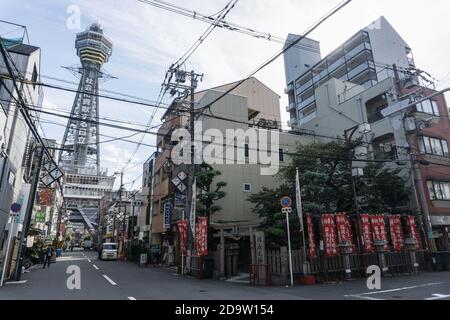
1,249,450,300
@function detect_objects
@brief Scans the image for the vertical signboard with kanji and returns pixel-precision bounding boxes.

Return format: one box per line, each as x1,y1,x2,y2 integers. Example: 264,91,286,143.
335,212,355,253
163,202,172,230
306,213,316,259
195,217,208,256
360,214,373,253
388,215,404,252
177,220,188,255
370,215,388,251
406,216,420,250
321,214,338,256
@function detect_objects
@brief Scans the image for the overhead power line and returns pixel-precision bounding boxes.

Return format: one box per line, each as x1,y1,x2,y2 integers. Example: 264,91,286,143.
136,0,321,53
0,74,178,111
121,0,239,172
200,0,353,113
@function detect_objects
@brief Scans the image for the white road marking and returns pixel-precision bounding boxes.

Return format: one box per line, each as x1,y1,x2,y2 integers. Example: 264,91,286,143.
88,259,91,263
103,275,117,286
5,280,27,285
425,293,450,300
93,265,99,270
344,282,443,298
346,295,384,300
128,297,137,300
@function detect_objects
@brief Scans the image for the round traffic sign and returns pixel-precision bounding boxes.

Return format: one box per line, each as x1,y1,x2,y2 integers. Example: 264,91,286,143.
280,196,292,208
10,202,21,213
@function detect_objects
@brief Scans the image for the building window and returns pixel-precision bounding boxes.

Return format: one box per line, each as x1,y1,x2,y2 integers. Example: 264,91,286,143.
279,148,284,162
243,183,252,193
31,64,38,89
418,136,449,157
416,99,439,116
8,170,15,186
428,181,450,200
244,144,249,158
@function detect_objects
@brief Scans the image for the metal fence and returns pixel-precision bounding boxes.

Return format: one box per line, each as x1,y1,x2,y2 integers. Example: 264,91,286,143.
266,248,430,284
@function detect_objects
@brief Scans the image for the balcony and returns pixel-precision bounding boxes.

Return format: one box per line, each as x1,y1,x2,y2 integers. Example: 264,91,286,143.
287,118,298,127
284,83,294,94
297,79,313,95
328,56,346,74
299,110,317,126
286,102,296,112
297,94,315,110
345,42,371,62
348,61,374,80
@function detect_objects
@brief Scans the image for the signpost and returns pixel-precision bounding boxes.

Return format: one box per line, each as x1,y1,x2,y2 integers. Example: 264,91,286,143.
281,196,294,287
0,203,22,286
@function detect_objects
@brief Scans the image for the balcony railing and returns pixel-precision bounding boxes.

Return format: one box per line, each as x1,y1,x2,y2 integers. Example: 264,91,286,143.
286,102,296,112
345,42,371,62
297,94,315,110
299,111,317,126
348,61,374,81
287,118,298,127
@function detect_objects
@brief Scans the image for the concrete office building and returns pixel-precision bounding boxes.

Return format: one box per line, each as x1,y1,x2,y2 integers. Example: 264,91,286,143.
151,77,314,276
284,16,416,129
283,17,450,250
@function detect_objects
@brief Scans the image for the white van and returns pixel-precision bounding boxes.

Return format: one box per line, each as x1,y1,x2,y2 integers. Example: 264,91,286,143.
98,243,118,261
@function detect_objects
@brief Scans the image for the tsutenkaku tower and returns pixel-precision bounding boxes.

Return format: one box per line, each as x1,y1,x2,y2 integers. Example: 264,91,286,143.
60,24,115,239
60,23,112,174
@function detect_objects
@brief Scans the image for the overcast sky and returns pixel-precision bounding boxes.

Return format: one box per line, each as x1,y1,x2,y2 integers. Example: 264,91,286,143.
1,0,450,189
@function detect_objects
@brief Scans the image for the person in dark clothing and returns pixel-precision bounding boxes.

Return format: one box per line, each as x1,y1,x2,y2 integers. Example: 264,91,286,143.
43,246,53,269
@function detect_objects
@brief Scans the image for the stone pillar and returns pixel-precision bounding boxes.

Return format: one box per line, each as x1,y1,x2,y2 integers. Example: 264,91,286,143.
405,238,419,274
374,240,388,275
219,230,225,278
339,240,352,280
249,227,256,265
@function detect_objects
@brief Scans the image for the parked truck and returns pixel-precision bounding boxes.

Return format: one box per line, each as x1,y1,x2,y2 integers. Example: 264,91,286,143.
83,240,92,250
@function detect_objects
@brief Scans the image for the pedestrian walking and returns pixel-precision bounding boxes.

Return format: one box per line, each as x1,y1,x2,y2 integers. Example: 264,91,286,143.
42,246,54,269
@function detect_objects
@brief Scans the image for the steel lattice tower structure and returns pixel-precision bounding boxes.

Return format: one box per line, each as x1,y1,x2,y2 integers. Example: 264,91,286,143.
60,24,115,240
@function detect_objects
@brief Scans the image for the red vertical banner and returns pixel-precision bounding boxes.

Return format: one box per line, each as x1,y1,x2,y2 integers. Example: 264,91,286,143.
321,214,338,257
177,220,188,255
406,216,420,250
370,215,388,251
195,217,208,256
360,214,373,253
306,213,316,259
335,213,355,253
388,215,404,252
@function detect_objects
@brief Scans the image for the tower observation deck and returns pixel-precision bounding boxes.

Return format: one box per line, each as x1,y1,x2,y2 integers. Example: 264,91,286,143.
60,24,115,239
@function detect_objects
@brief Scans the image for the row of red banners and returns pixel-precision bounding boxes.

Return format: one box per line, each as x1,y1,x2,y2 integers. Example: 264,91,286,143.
306,214,421,257
177,216,209,257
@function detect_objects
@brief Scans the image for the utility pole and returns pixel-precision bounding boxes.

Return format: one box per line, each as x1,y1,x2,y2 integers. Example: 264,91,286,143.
118,171,123,251
13,144,45,281
164,66,203,254
344,127,363,252
128,192,136,259
402,113,437,252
